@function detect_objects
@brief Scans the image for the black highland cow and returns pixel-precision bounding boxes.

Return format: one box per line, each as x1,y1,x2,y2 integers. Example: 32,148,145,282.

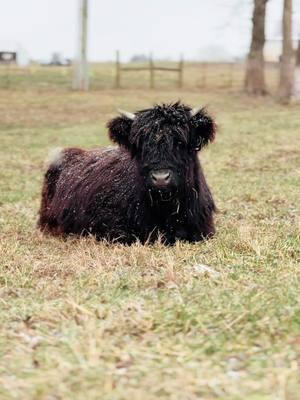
38,102,217,245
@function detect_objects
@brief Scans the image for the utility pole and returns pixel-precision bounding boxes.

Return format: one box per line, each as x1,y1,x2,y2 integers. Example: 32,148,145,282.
277,0,294,103
73,0,89,90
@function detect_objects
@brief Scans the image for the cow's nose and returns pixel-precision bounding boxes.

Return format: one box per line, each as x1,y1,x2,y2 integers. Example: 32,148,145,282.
150,170,172,187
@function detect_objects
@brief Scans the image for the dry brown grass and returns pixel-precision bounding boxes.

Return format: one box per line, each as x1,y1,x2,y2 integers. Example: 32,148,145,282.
0,65,299,399
0,61,280,92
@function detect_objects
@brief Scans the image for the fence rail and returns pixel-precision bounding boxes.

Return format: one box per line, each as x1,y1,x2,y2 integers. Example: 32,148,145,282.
115,51,183,89
0,61,280,91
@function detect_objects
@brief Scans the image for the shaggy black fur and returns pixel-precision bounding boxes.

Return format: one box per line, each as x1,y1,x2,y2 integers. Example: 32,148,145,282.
38,102,217,244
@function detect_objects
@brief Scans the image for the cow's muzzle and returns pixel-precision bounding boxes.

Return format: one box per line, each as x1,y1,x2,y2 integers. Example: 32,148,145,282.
150,169,172,188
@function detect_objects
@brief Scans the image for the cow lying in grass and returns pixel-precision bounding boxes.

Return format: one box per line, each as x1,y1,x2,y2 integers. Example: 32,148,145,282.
38,102,217,244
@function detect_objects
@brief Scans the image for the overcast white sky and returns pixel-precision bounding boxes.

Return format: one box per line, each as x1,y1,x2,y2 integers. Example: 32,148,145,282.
1,0,299,61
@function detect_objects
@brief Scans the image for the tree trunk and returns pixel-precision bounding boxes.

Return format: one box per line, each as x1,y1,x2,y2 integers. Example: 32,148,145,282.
295,42,300,99
245,0,268,95
277,0,294,103
296,40,300,66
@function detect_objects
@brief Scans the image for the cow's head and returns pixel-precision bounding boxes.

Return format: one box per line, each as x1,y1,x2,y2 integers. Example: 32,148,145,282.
107,102,216,200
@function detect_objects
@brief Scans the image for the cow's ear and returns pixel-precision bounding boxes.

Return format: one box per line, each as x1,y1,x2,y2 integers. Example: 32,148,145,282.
107,115,134,149
190,108,216,151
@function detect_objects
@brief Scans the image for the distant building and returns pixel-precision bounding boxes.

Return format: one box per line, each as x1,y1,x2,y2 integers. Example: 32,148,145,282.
0,51,17,64
130,54,149,62
0,40,30,66
49,52,72,66
265,37,299,63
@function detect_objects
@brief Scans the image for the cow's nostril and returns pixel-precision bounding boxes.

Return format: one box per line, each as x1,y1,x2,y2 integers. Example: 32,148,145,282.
151,170,172,186
151,172,170,181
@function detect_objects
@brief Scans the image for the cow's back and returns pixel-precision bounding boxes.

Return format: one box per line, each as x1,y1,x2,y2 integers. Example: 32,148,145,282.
38,146,141,241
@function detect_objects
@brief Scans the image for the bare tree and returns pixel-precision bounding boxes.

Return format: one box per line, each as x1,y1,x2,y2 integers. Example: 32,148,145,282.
296,40,300,66
245,0,268,95
278,0,294,103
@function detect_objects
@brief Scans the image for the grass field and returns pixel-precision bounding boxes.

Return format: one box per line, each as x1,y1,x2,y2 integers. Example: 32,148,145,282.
0,62,280,91
0,68,299,399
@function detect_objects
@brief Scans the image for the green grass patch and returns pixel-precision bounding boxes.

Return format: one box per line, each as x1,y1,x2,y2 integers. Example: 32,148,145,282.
0,69,299,399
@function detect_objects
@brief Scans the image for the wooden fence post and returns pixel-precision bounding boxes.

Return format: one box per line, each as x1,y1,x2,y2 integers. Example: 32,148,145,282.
201,62,207,88
228,62,233,88
150,54,154,89
178,55,183,88
115,50,121,88
113,52,185,90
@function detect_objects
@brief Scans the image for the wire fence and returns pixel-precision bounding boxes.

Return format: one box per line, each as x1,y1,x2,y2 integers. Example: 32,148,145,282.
0,61,280,92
